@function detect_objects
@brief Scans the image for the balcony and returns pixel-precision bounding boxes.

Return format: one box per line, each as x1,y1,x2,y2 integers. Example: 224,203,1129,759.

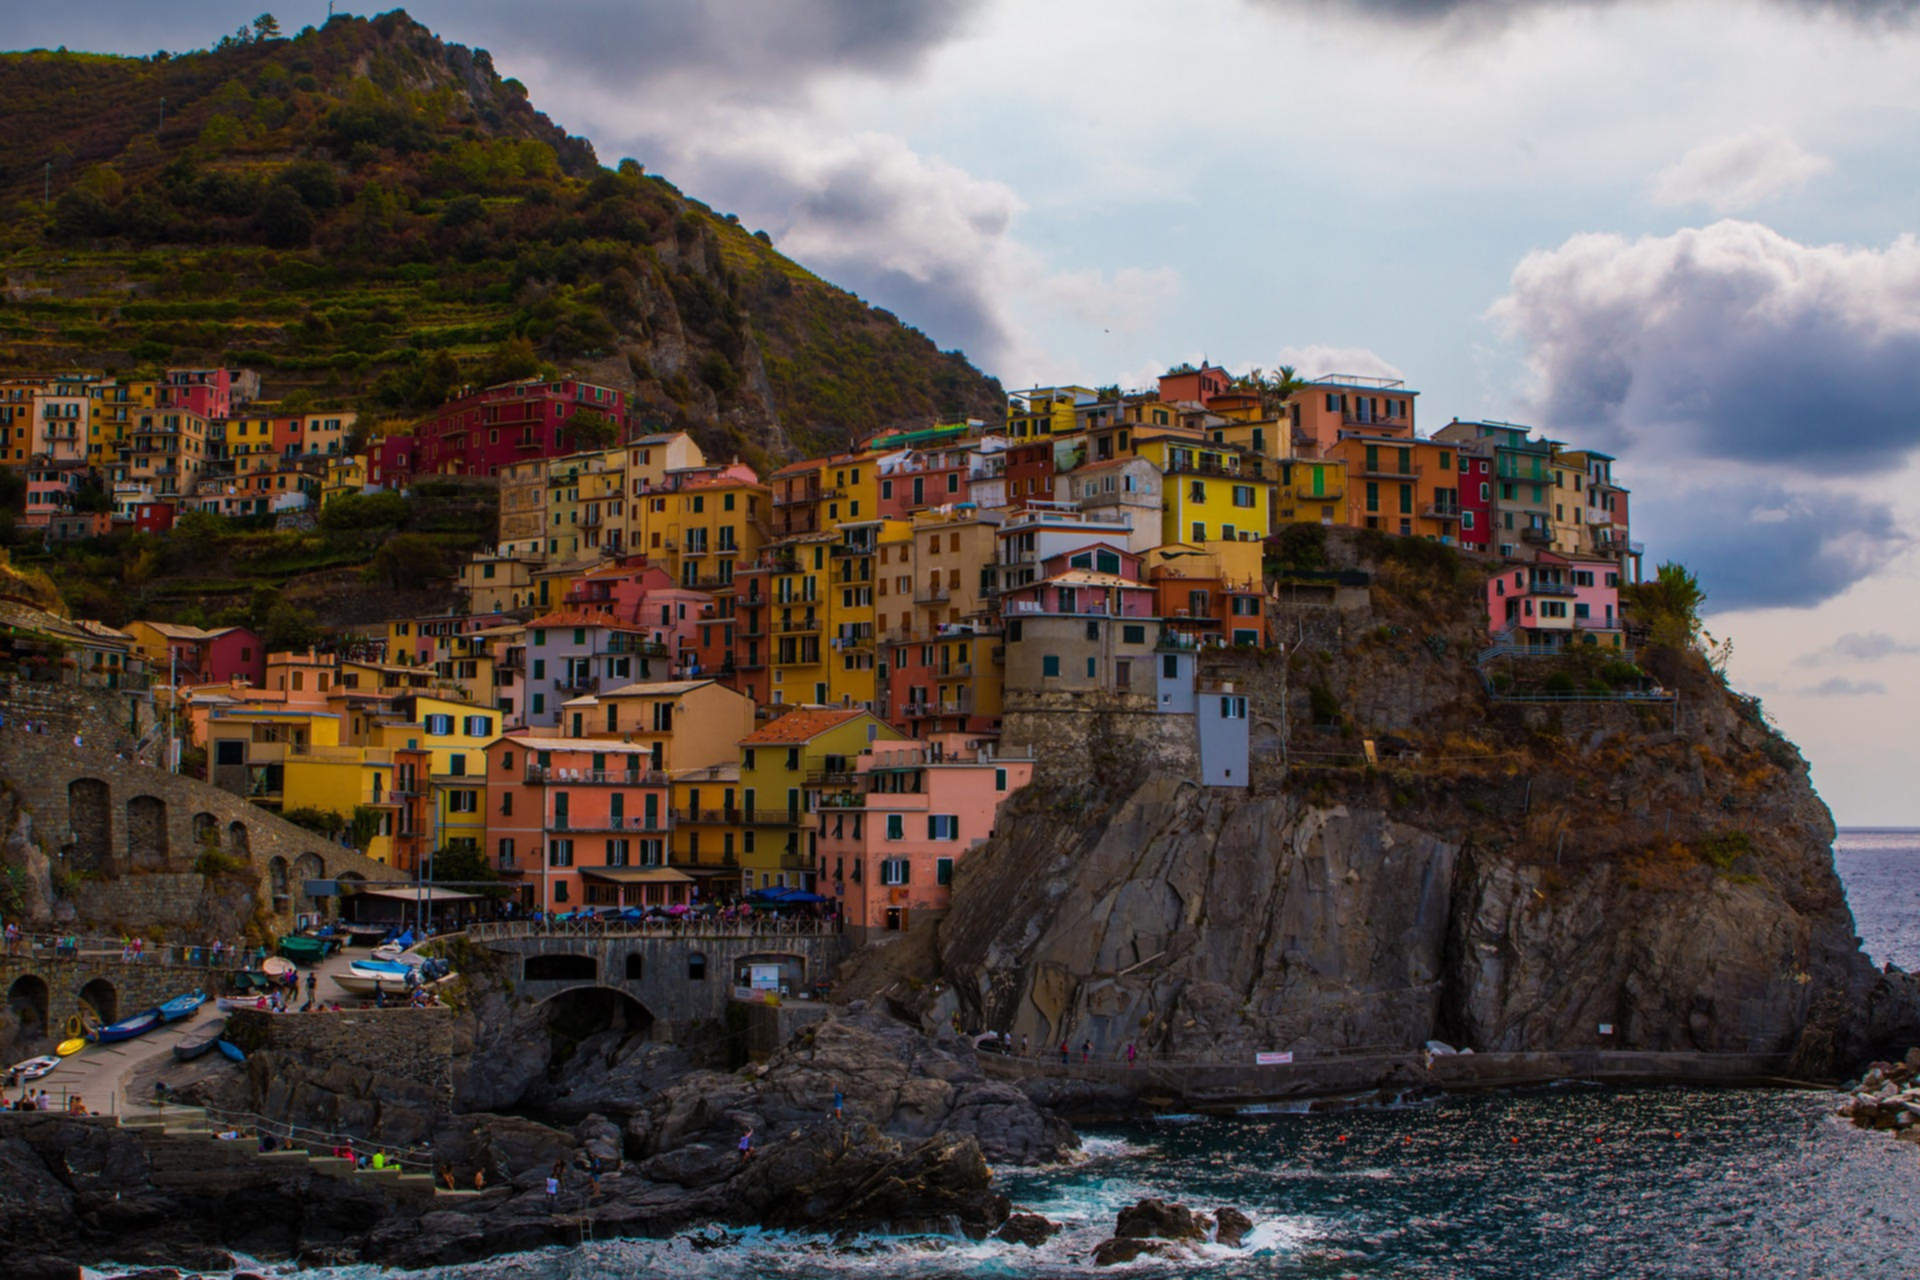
779,852,814,872
935,662,973,679
1422,503,1461,521
548,815,669,833
805,768,860,787
674,807,742,825
777,617,822,634
1527,579,1576,597
525,765,668,786
1159,455,1243,479
1292,486,1345,503
604,635,669,658
914,585,951,605
556,675,601,695
1520,527,1554,546
1357,462,1422,481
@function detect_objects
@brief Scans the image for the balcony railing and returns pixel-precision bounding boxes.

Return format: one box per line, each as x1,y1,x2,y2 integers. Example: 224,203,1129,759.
605,636,669,657
914,585,951,604
805,768,860,787
525,765,668,786
547,815,669,833
777,617,822,634
1357,463,1422,481
674,807,743,825
1520,527,1554,546
1422,503,1461,521
935,662,973,679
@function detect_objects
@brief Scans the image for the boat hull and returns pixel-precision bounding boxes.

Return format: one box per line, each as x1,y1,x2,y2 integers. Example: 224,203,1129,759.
55,1038,86,1058
216,1040,246,1063
157,992,206,1023
10,1056,59,1080
90,1011,162,1043
173,1035,219,1062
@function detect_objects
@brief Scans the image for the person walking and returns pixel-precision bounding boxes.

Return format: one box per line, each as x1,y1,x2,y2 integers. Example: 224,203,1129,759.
1019,1033,1029,1057
832,1089,844,1121
1059,1040,1069,1066
737,1127,755,1164
1081,1040,1092,1063
1125,1041,1138,1069
545,1162,561,1208
306,970,317,1003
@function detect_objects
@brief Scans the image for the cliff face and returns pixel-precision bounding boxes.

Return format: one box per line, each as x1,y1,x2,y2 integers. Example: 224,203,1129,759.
936,537,1907,1077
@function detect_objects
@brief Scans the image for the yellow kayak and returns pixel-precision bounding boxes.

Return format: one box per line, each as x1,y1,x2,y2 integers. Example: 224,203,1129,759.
56,1037,86,1057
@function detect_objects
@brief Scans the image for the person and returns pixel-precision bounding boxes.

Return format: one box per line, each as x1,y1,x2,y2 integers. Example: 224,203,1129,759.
306,971,317,1002
72,733,83,748
545,1162,562,1207
1019,1033,1029,1057
1081,1040,1092,1063
586,1153,602,1198
372,1151,387,1171
35,1089,49,1111
473,1167,487,1191
1059,1040,1069,1066
1125,1041,1138,1069
438,1164,456,1191
737,1127,754,1164
832,1089,844,1121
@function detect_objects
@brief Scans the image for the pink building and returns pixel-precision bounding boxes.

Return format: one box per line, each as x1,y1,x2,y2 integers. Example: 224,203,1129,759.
999,543,1158,620
562,558,714,673
1485,553,1623,649
814,735,1033,939
875,448,972,519
485,736,682,912
369,433,417,489
21,463,82,529
160,368,242,420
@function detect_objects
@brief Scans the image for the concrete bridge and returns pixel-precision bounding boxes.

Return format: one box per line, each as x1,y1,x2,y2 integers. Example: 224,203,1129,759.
1,945,235,1039
0,735,401,926
467,921,849,1037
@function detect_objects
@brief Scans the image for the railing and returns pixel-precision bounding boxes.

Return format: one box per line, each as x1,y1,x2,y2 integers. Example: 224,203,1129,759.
776,618,821,633
1422,503,1461,520
1357,463,1421,480
673,808,742,825
548,815,667,832
935,662,973,679
805,769,859,787
524,765,668,785
604,636,668,657
466,918,844,942
2,932,264,970
183,1101,435,1172
1520,527,1554,545
914,586,951,604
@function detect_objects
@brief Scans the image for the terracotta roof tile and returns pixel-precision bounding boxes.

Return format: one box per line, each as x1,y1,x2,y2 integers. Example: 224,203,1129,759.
740,706,867,745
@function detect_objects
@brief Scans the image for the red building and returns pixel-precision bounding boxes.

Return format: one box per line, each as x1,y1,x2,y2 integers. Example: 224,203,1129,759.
1005,441,1059,510
160,368,240,420
382,379,631,484
1459,451,1493,553
134,501,177,534
1157,362,1232,406
875,448,971,519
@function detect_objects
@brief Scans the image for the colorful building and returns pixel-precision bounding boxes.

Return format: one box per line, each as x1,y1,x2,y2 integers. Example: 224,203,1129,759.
738,707,901,894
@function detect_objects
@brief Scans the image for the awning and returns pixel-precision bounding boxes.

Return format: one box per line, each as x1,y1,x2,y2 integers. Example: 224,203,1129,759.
580,867,694,884
354,886,484,903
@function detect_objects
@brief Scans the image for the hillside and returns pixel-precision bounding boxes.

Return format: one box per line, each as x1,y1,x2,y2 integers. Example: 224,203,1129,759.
0,11,1003,461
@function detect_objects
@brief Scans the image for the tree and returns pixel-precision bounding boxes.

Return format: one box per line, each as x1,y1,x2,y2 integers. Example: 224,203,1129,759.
252,13,281,40
255,183,314,249
262,601,322,651
1624,561,1705,652
566,409,620,451
367,533,454,589
479,336,540,387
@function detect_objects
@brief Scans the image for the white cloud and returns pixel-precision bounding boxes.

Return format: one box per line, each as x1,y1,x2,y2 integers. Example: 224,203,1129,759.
1270,345,1407,383
1038,267,1183,338
1802,676,1890,696
1795,631,1920,665
1651,130,1832,212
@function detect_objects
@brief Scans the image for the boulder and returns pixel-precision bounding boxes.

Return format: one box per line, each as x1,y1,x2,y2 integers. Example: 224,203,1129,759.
995,1212,1061,1247
1093,1237,1180,1266
1215,1205,1254,1247
1115,1197,1210,1242
572,1113,623,1167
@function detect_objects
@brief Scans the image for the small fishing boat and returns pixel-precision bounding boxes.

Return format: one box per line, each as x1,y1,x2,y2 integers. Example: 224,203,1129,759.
341,924,389,946
55,1038,86,1058
89,1009,163,1044
9,1055,60,1080
261,957,296,978
216,1040,246,1063
215,995,269,1013
276,934,336,964
350,956,416,976
369,943,416,964
173,1032,221,1062
333,968,455,998
157,991,206,1023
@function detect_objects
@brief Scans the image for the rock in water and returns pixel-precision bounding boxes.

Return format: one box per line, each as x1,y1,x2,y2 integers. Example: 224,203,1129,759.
1093,1237,1179,1266
1215,1205,1254,1247
995,1212,1062,1247
1115,1197,1209,1241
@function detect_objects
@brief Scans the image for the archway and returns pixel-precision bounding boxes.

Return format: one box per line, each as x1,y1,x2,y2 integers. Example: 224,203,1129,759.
77,977,118,1027
624,953,645,980
6,974,50,1040
126,795,169,869
227,821,251,858
268,856,291,913
524,953,598,982
68,778,112,871
535,985,655,1060
192,811,219,851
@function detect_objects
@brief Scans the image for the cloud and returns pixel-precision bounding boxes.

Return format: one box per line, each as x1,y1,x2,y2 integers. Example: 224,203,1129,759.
1039,268,1183,338
1490,220,1920,476
1651,131,1832,212
1802,676,1889,695
1269,1,1920,28
1632,478,1904,609
1271,345,1407,382
1795,632,1920,665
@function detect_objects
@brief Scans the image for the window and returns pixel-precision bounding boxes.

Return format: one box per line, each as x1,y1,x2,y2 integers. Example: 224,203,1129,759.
464,715,491,736
549,838,574,867
936,858,954,886
1219,696,1247,719
688,953,707,980
424,713,454,735
497,837,515,865
928,814,959,840
1042,654,1060,678
606,838,629,867
500,791,514,816
1232,485,1255,508
880,858,911,885
886,814,905,841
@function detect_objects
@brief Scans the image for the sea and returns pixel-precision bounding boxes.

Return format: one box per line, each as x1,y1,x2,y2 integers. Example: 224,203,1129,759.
272,831,1920,1278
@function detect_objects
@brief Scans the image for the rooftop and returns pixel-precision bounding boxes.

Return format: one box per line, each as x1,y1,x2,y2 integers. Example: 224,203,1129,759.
741,706,868,745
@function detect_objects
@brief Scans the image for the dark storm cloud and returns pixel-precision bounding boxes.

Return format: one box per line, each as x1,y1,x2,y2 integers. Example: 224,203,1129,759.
1630,479,1906,610
1491,221,1920,477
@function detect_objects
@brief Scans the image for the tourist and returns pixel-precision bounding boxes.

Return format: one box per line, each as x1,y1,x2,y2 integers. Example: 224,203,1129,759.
737,1127,755,1164
1081,1040,1092,1063
832,1088,844,1121
1125,1041,1138,1069
306,971,317,1002
439,1163,455,1191
546,1161,562,1207
36,1089,49,1111
1059,1040,1069,1066
473,1167,487,1191
586,1153,602,1198
1019,1033,1029,1057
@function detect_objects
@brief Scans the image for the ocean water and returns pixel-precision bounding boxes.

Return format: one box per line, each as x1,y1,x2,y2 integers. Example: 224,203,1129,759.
274,831,1920,1279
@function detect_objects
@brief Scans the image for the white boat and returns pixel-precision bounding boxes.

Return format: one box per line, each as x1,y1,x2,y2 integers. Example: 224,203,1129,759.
332,971,454,997
9,1055,60,1081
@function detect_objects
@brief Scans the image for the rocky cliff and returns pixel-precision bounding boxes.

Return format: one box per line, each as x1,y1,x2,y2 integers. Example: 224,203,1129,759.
935,533,1918,1078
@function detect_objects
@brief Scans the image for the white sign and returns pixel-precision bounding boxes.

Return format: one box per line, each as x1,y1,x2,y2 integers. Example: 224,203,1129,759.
1255,1051,1294,1066
1598,1023,1614,1035
749,964,783,991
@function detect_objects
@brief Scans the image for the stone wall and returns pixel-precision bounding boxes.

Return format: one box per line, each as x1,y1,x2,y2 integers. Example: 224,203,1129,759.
226,1006,457,1113
0,735,402,933
0,679,163,766
731,994,832,1060
0,951,224,1040
1001,694,1199,789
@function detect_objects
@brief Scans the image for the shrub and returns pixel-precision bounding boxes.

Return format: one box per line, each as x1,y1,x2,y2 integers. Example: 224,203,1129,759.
194,847,249,877
1308,682,1342,727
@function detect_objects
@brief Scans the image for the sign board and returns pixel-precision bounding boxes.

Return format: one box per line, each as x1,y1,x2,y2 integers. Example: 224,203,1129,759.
302,880,339,898
749,964,783,992
1255,1051,1294,1066
1598,1023,1614,1036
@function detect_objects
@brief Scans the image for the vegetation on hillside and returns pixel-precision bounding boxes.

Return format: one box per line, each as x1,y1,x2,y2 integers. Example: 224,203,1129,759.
0,11,1002,460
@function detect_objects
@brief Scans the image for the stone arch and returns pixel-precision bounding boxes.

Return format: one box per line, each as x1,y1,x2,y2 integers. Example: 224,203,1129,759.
268,856,291,913
126,794,169,870
293,852,326,912
192,811,219,851
534,986,655,1051
77,977,118,1027
624,953,645,981
227,821,251,858
6,974,50,1039
525,953,598,982
67,778,113,872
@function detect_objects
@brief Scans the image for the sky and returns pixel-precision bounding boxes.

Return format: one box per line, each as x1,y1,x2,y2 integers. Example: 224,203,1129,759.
7,0,1920,823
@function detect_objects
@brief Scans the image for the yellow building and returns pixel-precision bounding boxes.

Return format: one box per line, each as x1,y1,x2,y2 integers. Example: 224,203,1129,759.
207,705,346,808
1275,457,1349,527
88,378,159,468
120,408,213,499
280,740,402,864
562,677,757,769
818,453,877,528
1135,436,1274,546
765,533,831,708
901,511,996,638
824,520,884,709
1206,417,1294,467
738,706,901,892
1006,386,1092,440
320,453,368,507
361,696,503,858
460,552,543,615
669,761,743,883
498,459,549,557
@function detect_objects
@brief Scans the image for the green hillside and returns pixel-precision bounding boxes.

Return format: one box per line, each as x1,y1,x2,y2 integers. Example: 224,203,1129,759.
0,10,1003,460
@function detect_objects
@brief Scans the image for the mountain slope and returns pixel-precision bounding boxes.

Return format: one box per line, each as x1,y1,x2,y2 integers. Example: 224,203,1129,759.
0,11,1002,459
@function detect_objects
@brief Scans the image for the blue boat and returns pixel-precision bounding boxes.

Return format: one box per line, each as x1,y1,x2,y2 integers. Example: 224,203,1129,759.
157,991,206,1023
216,1040,246,1063
90,1009,163,1043
350,958,414,977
